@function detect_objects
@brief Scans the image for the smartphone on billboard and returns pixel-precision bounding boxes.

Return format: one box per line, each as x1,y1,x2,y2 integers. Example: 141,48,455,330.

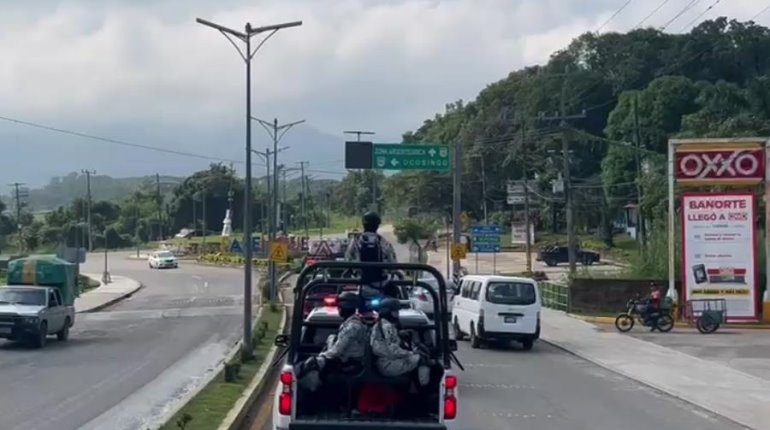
693,264,707,284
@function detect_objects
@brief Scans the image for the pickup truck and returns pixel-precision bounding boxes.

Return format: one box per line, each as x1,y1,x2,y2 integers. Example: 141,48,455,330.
273,261,461,430
537,245,600,267
0,286,75,348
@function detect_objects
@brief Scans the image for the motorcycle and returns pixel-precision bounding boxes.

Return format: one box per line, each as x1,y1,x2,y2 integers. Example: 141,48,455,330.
614,296,674,333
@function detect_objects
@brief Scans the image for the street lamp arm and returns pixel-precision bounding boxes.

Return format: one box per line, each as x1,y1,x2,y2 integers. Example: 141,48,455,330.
249,21,303,34
196,18,247,40
277,120,305,143
221,31,248,62
249,29,279,59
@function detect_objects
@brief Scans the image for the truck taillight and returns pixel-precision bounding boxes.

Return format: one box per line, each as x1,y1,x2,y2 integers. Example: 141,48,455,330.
444,375,457,420
278,371,293,416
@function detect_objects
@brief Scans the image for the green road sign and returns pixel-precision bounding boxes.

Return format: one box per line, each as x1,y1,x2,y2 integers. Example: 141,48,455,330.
373,144,450,171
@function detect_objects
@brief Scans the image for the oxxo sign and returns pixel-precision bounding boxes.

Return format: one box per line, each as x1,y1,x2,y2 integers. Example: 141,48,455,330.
675,146,765,185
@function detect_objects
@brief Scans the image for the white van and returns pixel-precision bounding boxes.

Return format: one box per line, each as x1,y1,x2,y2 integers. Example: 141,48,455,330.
452,275,541,350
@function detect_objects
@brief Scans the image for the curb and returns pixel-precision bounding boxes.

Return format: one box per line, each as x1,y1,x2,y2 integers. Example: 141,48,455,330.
76,276,144,314
153,305,265,430
569,313,770,330
218,294,288,430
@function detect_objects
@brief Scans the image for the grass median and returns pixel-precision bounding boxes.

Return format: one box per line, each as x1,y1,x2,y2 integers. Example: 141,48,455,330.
159,306,284,430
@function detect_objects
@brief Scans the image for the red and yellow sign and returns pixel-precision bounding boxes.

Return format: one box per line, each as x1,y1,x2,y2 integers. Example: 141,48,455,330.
674,139,766,186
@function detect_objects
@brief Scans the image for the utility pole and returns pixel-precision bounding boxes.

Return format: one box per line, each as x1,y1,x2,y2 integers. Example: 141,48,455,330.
297,161,309,239
452,140,462,276
633,94,646,248
540,69,586,276
344,130,376,210
155,173,163,241
81,170,96,251
521,127,532,273
8,183,27,252
201,188,207,250
253,117,304,305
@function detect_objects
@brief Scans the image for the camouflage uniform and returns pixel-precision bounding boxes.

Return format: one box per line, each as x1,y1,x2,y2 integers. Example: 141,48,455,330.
319,315,370,363
370,318,420,377
344,232,398,263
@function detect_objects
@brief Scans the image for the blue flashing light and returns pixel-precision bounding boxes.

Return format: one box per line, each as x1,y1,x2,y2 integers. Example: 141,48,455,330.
370,298,381,307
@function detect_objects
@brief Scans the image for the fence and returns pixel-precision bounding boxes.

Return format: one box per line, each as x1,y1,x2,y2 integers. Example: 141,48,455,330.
539,281,570,312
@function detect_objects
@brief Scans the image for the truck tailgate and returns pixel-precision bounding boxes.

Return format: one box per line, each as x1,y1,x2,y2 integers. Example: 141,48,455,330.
289,421,447,430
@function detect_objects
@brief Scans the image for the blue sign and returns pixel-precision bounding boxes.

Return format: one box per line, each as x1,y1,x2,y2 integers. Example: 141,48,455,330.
230,239,243,254
471,224,501,253
252,237,260,252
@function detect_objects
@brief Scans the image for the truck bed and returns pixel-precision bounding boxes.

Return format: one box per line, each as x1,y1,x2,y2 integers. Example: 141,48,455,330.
289,419,446,430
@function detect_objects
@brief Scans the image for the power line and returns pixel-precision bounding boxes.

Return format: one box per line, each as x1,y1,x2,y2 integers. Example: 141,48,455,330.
596,0,634,33
751,3,770,20
0,114,240,164
660,0,702,30
634,0,671,28
0,113,348,178
679,0,723,32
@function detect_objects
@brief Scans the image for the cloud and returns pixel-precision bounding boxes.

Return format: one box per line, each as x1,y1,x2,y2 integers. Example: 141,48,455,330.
0,0,767,186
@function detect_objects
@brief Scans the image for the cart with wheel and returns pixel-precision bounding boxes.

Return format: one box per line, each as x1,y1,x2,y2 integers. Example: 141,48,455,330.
684,298,727,334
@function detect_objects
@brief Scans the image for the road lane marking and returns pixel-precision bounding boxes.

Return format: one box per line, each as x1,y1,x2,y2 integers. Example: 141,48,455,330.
461,383,536,389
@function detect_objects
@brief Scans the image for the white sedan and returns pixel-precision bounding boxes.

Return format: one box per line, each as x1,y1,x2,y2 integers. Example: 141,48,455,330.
409,278,456,319
148,251,178,269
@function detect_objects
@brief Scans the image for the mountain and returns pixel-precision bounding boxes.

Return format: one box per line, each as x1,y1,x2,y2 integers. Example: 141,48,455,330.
0,120,348,191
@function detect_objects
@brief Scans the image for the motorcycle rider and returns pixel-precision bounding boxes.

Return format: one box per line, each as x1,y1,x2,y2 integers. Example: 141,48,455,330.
370,297,431,386
642,283,662,327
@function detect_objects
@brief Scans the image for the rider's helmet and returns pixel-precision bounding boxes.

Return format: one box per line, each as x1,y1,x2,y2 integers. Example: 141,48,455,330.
337,291,362,319
362,211,381,232
376,297,401,322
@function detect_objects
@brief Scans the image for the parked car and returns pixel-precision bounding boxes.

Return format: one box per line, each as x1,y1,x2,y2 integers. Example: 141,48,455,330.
537,245,600,267
148,250,178,269
409,277,456,319
453,275,541,350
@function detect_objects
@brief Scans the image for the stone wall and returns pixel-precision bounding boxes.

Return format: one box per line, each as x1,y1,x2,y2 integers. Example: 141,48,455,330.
568,278,679,315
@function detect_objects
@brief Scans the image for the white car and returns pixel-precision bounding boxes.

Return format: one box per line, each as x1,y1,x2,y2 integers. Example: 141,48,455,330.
409,278,456,320
148,250,178,269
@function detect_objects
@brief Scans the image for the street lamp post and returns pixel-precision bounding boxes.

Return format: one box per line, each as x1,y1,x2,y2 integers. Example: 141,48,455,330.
197,16,302,360
253,117,305,304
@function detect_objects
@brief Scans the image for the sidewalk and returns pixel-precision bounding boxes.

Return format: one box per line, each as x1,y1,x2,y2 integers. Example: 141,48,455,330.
427,247,621,279
76,273,143,313
542,308,770,430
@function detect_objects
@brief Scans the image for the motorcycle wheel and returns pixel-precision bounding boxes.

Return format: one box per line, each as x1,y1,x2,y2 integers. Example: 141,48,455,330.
696,314,719,334
614,314,634,332
655,314,675,332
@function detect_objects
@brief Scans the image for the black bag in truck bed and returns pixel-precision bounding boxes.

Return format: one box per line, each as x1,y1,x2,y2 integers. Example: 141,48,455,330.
289,422,446,430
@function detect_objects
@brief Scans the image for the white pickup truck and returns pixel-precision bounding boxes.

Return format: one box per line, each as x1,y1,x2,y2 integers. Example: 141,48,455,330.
0,286,75,348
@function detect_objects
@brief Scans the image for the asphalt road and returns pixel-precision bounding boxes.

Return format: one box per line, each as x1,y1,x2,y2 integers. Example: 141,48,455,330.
0,252,254,430
252,231,745,430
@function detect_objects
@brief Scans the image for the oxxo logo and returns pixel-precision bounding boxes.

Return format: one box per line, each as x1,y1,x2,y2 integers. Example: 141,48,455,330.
675,149,764,182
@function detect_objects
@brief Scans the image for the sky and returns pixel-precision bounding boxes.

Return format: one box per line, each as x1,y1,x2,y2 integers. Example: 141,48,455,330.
1,0,770,188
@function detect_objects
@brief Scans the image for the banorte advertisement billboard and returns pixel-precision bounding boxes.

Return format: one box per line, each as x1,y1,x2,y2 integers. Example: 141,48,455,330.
671,138,767,322
681,193,759,321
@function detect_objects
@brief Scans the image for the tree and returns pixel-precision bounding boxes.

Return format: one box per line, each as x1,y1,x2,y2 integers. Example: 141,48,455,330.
394,217,438,263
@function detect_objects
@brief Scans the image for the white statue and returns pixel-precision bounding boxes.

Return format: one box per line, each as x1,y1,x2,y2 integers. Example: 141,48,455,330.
221,209,233,237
